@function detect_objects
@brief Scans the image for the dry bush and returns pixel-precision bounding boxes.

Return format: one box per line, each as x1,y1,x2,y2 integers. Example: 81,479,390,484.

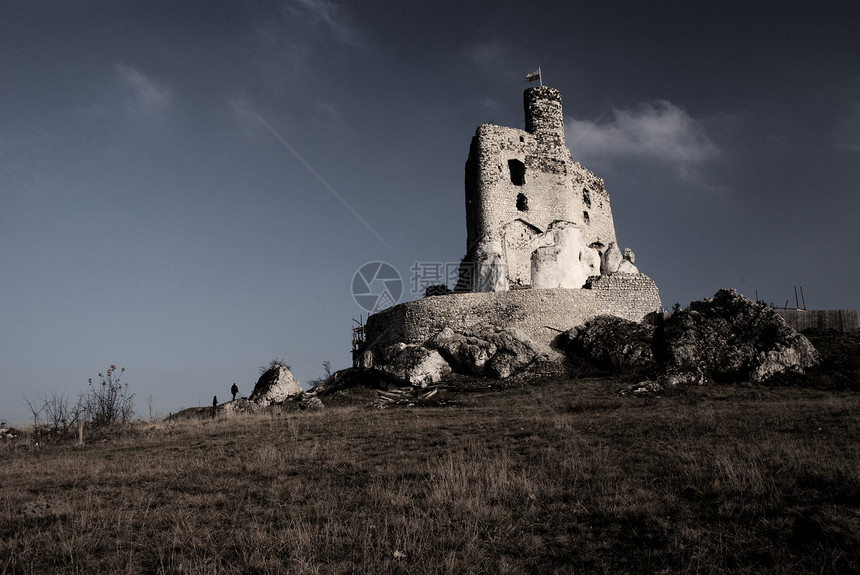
84,365,134,427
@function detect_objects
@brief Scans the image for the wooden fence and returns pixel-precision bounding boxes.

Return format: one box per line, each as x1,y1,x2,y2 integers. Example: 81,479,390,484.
775,309,859,333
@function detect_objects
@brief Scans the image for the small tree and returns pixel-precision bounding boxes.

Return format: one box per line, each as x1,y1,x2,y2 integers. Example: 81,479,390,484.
84,365,134,427
21,394,46,445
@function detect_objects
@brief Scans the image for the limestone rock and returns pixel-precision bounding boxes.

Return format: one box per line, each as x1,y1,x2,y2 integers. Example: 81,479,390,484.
374,344,452,387
619,380,665,397
562,316,656,372
616,247,639,274
219,398,260,415
616,260,639,274
654,289,819,383
600,242,623,275
429,327,496,374
249,364,303,406
299,396,325,410
560,289,818,385
430,325,542,378
530,221,599,289
473,237,508,292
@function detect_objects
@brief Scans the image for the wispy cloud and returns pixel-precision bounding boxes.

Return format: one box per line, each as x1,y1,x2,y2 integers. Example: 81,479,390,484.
566,101,718,183
114,64,171,117
288,0,362,46
465,41,508,68
463,41,524,80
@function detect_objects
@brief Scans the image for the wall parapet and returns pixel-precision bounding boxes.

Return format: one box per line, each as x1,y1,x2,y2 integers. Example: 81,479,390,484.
365,276,663,353
365,288,599,352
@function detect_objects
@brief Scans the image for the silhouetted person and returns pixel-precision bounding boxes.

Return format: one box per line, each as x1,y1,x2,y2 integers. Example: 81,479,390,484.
212,395,218,408
231,383,239,401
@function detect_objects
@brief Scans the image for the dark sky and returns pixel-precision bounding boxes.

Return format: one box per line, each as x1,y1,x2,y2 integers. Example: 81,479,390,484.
2,0,858,423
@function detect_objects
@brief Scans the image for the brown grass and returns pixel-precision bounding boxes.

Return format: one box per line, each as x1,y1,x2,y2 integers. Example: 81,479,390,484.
2,375,858,574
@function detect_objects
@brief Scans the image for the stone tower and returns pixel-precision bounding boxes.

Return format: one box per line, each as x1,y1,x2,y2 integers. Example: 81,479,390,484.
458,86,618,292
361,85,661,363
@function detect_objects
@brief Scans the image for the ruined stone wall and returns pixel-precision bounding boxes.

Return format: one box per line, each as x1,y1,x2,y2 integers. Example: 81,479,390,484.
465,124,577,249
585,274,663,322
365,289,599,351
462,87,617,289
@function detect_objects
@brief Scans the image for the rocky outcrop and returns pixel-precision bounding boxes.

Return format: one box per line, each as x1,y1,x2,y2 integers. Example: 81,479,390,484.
249,363,303,406
530,221,600,289
562,316,656,372
219,398,261,415
472,237,508,292
616,248,639,274
561,289,819,385
654,289,819,383
429,326,543,378
372,344,452,387
600,242,623,275
366,324,544,383
299,396,325,410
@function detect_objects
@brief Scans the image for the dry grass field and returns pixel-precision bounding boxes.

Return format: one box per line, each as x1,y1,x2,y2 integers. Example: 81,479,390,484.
2,332,858,574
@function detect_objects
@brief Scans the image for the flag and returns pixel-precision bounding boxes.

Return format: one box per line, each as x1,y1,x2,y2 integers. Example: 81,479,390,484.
524,67,541,82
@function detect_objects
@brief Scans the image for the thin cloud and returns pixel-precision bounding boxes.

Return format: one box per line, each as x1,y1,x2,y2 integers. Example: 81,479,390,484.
463,41,521,80
288,0,362,46
114,64,170,117
566,101,718,182
465,41,508,68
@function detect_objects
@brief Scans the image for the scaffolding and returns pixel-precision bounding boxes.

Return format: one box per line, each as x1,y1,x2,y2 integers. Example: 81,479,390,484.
351,316,366,368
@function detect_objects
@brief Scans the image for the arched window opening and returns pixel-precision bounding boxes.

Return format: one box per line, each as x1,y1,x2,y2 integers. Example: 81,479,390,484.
508,159,525,186
517,193,529,211
582,187,592,208
583,211,590,224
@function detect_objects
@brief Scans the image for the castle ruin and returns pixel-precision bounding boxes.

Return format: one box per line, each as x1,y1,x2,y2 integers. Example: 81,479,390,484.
363,86,661,357
458,86,618,292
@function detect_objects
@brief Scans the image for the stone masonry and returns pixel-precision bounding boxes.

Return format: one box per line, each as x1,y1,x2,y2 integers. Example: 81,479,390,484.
365,288,598,352
587,274,661,322
361,85,661,367
458,86,617,290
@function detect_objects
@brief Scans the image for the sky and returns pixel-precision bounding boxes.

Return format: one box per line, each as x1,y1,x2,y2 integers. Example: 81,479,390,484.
1,0,858,424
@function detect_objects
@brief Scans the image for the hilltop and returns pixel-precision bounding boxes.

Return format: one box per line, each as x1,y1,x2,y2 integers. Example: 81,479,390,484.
2,331,857,574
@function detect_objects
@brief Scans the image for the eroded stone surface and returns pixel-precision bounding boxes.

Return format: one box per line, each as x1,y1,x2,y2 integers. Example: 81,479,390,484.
374,344,452,387
563,316,656,371
600,242,623,275
655,289,819,383
458,87,619,291
249,364,303,406
361,324,545,381
559,290,819,386
531,221,600,289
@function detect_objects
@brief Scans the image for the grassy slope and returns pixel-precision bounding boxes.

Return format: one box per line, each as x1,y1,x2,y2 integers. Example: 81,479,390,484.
2,335,858,574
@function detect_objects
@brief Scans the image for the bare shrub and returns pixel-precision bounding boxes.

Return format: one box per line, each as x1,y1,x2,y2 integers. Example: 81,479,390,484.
84,365,134,427
259,358,290,375
43,390,83,436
